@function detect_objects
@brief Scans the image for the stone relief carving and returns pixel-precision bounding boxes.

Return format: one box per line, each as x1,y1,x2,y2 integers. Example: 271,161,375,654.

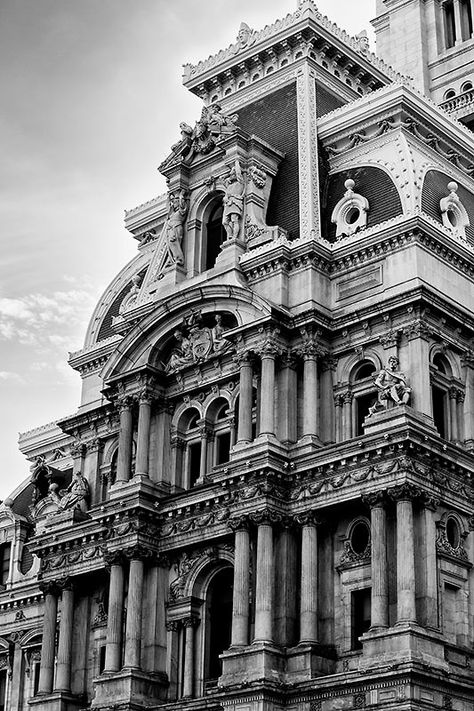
223,159,245,240
165,311,233,373
119,273,143,314
31,456,53,505
369,356,411,415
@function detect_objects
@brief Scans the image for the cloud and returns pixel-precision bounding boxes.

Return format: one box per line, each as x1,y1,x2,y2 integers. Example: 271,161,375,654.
0,371,26,385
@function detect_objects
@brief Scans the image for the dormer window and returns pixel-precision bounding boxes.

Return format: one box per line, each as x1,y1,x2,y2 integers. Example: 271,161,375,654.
440,181,469,239
331,179,369,239
204,198,226,270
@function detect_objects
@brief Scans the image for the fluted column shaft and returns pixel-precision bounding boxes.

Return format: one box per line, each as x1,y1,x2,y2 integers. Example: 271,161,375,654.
55,585,74,691
104,562,125,671
237,356,253,443
342,392,352,439
453,0,463,43
135,396,152,477
117,400,133,482
182,619,197,698
303,356,319,438
254,520,274,642
300,519,318,643
395,494,417,623
259,355,275,435
231,525,250,646
369,498,389,628
124,558,145,668
38,586,59,694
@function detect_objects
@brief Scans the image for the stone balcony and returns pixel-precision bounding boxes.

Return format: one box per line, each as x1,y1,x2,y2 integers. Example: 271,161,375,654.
440,88,474,122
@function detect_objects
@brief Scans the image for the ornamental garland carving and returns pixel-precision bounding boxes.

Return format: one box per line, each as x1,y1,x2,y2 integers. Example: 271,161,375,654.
165,311,233,373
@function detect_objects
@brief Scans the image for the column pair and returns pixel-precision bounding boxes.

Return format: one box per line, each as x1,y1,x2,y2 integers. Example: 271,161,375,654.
38,579,75,695
104,547,148,672
116,389,154,482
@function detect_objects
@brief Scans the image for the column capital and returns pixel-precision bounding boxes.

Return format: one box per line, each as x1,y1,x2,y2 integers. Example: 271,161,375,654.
123,544,154,562
137,388,155,405
403,320,431,341
104,550,125,567
227,514,251,532
39,580,61,597
280,350,299,369
389,482,422,502
117,395,134,413
233,349,253,367
420,492,440,511
461,349,474,368
166,620,180,632
379,330,400,349
70,440,87,458
362,491,387,508
255,329,283,359
295,510,321,527
85,437,104,454
182,616,200,628
342,390,353,404
249,507,281,526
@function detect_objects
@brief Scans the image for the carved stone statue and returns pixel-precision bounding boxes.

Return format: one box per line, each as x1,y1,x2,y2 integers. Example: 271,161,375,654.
167,330,193,371
31,456,52,505
232,22,256,53
57,471,90,513
164,190,188,267
167,107,238,167
223,159,245,240
369,356,411,414
212,314,231,354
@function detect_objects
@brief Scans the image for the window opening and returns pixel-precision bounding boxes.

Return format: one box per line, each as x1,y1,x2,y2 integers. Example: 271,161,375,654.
432,385,447,438
205,568,233,682
0,544,11,587
460,0,473,40
205,201,225,270
351,588,371,649
188,442,202,487
444,0,457,48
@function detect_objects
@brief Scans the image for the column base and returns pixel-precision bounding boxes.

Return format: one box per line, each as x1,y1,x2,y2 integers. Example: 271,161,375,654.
220,641,285,687
359,623,449,672
28,691,84,711
90,668,168,708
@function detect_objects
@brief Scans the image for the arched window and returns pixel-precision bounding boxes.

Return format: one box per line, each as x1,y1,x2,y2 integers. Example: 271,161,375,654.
461,80,473,93
203,567,233,687
213,402,231,466
430,352,463,441
351,360,377,436
173,408,202,489
204,198,226,271
185,410,202,487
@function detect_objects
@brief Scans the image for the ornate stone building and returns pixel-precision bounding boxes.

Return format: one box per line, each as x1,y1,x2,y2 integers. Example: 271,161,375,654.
1,1,473,710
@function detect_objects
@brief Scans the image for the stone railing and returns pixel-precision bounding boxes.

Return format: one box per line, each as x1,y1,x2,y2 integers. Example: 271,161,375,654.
440,88,474,115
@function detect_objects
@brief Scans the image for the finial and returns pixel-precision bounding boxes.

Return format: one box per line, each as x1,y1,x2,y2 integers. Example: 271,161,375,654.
345,178,355,193
447,181,458,194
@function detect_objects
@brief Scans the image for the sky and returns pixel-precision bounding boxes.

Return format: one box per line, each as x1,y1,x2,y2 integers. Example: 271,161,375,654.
0,0,375,500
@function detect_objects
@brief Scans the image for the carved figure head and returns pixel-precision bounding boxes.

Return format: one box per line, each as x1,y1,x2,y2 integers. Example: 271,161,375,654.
237,22,252,47
387,356,400,370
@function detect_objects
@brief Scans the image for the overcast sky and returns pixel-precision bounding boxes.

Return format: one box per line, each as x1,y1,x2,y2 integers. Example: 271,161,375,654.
0,0,375,499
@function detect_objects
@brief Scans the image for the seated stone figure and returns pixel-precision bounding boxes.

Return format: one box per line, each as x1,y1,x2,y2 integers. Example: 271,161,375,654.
56,471,90,513
369,356,411,414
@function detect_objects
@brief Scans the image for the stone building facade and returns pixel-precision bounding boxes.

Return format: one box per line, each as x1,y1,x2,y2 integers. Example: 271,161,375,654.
1,2,473,710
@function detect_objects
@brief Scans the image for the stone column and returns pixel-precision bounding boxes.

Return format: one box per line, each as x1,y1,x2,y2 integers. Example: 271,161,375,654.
252,510,275,642
334,394,343,443
198,424,209,479
298,512,319,644
320,356,336,443
38,582,59,694
404,322,431,417
84,438,104,506
462,351,474,449
449,387,459,441
104,552,125,672
342,391,353,440
302,347,319,439
229,517,250,646
364,492,389,629
182,617,198,698
9,638,23,711
135,391,153,477
453,0,463,43
117,396,134,483
166,621,179,700
55,580,74,692
123,549,147,669
236,352,253,444
170,430,186,490
421,495,439,629
391,484,418,624
259,351,276,436
277,353,298,444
